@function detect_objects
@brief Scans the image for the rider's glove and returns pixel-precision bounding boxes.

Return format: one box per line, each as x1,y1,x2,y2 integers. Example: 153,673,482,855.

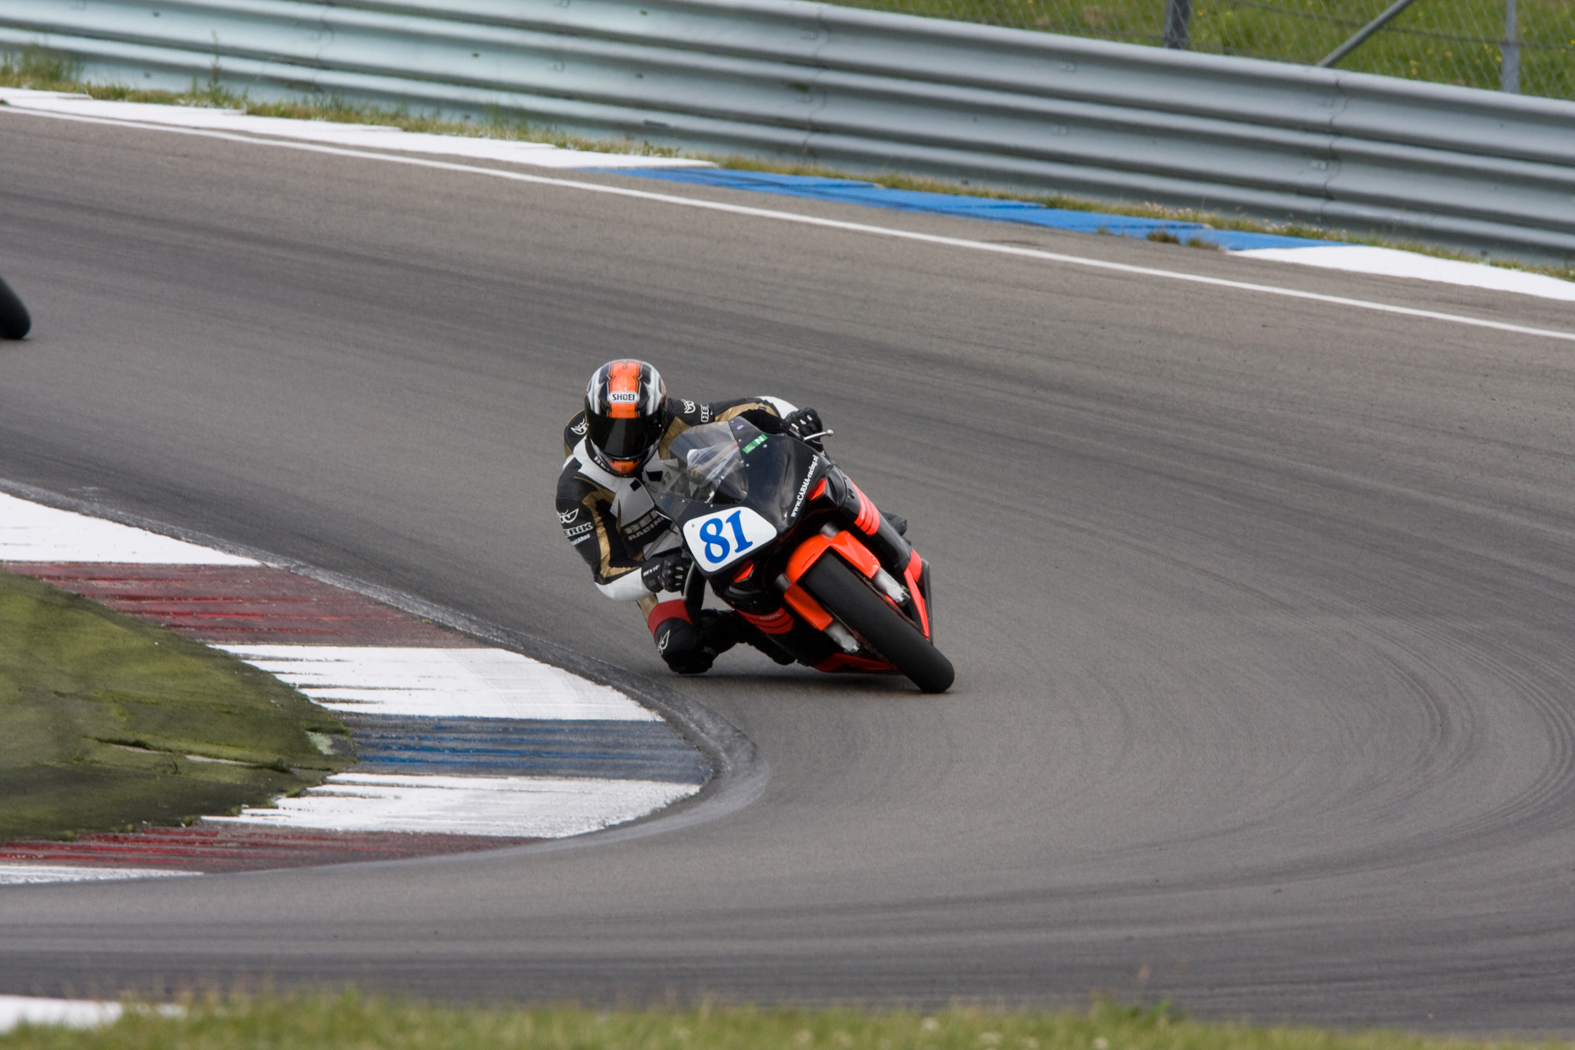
641,551,692,594
783,407,827,449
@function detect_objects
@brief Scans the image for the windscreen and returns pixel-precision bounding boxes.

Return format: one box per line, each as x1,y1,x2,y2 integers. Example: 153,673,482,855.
653,420,752,506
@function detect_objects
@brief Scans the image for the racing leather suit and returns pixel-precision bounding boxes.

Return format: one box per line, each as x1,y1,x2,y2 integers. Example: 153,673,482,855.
557,394,798,673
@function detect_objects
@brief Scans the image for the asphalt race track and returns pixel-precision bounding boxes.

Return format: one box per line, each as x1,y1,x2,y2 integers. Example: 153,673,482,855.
3,111,1575,1032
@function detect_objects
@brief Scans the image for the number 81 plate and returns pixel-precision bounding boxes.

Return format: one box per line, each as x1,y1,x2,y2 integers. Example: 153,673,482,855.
682,507,780,572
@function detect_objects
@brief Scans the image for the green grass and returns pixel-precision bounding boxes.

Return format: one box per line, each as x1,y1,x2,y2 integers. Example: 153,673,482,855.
4,44,1571,284
1,993,1571,1050
0,568,351,843
831,0,1575,99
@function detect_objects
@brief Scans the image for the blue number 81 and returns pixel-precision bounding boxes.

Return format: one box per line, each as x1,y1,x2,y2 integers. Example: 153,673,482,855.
698,518,731,563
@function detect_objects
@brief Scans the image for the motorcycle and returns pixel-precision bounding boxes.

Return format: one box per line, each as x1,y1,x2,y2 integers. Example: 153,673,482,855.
649,416,954,693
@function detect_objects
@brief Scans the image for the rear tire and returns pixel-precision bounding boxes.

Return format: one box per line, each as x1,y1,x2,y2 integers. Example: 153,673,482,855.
0,275,30,340
800,555,955,693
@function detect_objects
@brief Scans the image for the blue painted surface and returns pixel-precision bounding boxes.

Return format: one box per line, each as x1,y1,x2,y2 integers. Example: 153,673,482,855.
340,715,711,784
595,168,1339,251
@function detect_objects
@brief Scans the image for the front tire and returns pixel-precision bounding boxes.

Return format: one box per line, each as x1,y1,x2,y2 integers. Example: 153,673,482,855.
800,555,955,693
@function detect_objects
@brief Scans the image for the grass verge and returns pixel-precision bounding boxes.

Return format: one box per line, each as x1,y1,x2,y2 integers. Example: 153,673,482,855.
0,568,350,843
2,993,1570,1050
3,45,1571,284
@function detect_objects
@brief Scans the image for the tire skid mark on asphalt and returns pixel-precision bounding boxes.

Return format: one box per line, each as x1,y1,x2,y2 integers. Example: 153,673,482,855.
0,492,707,879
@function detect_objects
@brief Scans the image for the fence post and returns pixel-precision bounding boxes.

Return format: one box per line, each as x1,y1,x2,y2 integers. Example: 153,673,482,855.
1317,0,1422,66
1163,0,1192,48
1501,0,1520,92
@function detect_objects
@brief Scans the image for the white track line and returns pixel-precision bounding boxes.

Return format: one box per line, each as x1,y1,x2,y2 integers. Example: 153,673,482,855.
10,91,1564,303
0,492,256,564
218,645,658,721
5,102,1571,343
207,773,695,837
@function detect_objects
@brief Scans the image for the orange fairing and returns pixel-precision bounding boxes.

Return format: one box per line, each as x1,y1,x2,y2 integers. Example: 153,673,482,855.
742,607,795,635
733,563,755,583
607,360,642,419
810,478,827,501
785,530,881,585
903,550,931,639
782,583,833,630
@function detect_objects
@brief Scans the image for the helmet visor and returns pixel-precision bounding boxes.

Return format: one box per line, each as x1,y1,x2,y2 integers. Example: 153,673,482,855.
586,406,667,463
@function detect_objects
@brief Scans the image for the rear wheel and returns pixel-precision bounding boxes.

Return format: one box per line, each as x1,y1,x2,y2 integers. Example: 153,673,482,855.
800,555,954,693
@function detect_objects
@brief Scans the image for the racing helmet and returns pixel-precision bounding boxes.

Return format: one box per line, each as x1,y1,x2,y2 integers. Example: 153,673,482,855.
584,359,670,476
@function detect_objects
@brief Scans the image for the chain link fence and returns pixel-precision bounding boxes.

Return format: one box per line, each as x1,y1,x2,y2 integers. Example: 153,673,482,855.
828,0,1573,100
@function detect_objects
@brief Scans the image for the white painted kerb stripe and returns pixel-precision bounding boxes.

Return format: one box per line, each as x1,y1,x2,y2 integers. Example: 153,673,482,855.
0,865,199,885
5,101,1571,343
0,492,257,564
218,645,658,721
1238,245,1575,303
0,996,184,1033
0,90,713,169
0,996,122,1032
209,773,696,837
0,491,695,853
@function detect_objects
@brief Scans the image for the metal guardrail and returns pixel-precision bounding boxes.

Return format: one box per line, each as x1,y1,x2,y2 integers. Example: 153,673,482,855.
3,0,1572,260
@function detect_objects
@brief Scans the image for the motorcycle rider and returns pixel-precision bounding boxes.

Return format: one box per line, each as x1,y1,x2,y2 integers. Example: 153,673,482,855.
557,359,827,675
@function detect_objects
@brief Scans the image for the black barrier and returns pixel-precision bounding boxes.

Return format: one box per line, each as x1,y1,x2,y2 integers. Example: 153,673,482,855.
0,274,31,340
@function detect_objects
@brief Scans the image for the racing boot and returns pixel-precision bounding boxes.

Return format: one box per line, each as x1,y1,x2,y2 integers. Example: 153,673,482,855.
698,609,796,667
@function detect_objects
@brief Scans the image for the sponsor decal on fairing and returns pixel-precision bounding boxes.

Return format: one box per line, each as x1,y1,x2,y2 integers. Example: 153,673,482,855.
789,465,819,521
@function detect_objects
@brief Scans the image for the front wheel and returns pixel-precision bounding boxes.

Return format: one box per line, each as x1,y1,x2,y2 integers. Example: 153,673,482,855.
800,555,955,693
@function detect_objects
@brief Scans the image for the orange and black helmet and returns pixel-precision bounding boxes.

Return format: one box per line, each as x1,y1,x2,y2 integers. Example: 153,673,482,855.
584,359,670,476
